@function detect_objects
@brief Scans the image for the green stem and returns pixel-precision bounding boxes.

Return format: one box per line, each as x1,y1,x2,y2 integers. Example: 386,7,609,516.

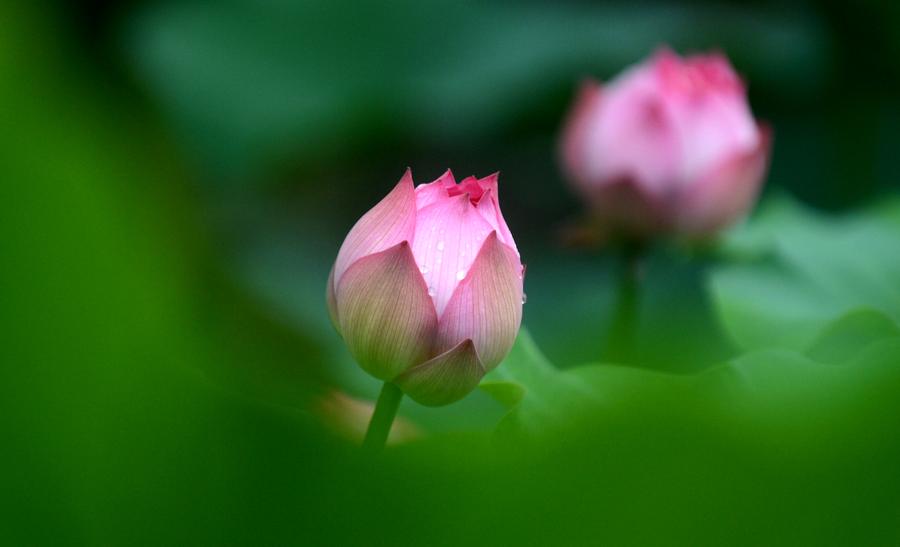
606,244,643,363
362,382,403,453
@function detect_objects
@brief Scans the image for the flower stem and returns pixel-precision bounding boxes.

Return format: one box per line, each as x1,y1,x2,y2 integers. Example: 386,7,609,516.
606,243,643,363
362,382,403,453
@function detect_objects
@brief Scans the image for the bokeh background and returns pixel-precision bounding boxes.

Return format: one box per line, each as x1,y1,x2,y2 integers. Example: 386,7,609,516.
3,1,900,545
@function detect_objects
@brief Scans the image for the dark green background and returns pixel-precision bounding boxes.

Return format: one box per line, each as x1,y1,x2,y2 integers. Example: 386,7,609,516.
3,1,899,545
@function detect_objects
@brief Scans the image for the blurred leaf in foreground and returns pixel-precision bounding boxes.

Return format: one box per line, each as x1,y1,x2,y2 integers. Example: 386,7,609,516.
468,310,900,545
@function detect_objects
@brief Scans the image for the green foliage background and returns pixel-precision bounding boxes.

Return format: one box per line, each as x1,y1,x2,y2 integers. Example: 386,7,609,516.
3,1,900,545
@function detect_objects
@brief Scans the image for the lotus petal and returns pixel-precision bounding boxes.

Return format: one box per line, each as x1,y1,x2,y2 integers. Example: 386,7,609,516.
435,232,523,371
336,241,437,380
394,339,485,406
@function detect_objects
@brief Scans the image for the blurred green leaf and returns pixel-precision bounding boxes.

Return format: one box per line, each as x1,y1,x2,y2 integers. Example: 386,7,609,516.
0,4,332,543
487,306,900,444
711,197,900,351
806,308,900,364
481,327,587,434
483,328,689,436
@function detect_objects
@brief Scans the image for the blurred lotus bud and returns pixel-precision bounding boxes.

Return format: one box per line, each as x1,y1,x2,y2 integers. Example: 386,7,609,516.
560,47,771,240
327,169,524,406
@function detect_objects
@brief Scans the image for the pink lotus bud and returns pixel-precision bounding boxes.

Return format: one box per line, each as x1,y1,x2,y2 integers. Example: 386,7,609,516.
327,169,524,406
560,47,771,239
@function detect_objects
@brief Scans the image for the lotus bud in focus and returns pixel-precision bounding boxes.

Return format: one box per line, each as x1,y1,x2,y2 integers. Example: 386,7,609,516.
560,47,771,240
327,169,524,407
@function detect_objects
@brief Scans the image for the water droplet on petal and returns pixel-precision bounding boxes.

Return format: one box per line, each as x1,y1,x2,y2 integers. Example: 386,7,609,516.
521,293,528,304
427,286,435,296
436,241,445,252
419,266,429,274
456,270,466,281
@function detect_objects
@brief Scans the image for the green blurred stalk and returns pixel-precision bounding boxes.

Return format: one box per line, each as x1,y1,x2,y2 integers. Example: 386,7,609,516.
363,382,403,452
606,244,643,363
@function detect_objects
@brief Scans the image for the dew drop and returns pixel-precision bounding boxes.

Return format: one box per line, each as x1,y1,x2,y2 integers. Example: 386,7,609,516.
436,241,445,252
456,270,466,281
427,286,435,296
419,266,430,274
521,293,528,304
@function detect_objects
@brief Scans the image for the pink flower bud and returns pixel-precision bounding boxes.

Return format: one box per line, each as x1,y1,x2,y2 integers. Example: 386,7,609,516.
560,47,771,239
327,169,524,406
